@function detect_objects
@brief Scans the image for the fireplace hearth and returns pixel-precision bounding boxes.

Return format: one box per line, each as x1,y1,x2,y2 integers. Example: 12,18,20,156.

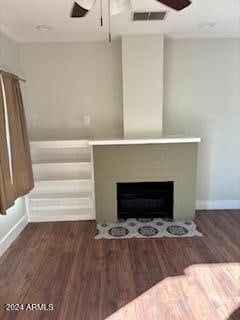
117,181,174,220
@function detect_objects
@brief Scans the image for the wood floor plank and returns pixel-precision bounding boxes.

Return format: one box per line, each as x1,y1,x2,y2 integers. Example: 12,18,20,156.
0,211,239,320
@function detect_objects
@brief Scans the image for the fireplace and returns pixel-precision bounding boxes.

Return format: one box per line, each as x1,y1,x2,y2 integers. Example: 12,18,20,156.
117,181,174,220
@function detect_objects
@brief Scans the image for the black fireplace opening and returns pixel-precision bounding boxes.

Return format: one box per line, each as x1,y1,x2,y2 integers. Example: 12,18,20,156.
117,181,174,220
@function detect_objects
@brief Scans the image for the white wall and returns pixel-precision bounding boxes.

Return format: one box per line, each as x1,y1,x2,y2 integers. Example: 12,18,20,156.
20,41,123,140
122,35,164,138
18,37,240,209
0,32,28,254
0,31,22,75
163,39,240,208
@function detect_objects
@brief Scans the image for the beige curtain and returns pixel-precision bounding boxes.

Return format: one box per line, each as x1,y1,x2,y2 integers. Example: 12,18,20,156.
0,72,34,214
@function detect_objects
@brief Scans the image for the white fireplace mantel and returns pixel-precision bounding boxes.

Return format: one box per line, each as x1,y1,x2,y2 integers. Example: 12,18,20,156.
89,136,201,146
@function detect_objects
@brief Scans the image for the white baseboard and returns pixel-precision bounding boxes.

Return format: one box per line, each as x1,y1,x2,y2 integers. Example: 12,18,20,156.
0,214,28,257
28,214,95,223
196,200,240,210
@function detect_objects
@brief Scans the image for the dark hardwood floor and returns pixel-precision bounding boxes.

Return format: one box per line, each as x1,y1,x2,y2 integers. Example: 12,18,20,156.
0,211,239,320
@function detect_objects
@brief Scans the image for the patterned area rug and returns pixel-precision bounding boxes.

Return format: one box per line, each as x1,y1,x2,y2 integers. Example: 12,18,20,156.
95,218,203,239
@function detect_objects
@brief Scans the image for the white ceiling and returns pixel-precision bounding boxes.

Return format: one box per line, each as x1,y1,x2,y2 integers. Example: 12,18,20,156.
0,0,239,42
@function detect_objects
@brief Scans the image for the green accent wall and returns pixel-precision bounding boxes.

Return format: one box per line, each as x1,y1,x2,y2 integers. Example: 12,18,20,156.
93,143,198,223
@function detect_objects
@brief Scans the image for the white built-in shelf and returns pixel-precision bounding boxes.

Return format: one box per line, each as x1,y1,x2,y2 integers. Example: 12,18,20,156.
32,162,91,167
28,207,94,222
34,174,92,182
28,140,95,222
33,162,92,181
29,191,92,200
32,159,91,165
32,179,93,193
30,140,90,148
31,148,91,164
30,199,93,210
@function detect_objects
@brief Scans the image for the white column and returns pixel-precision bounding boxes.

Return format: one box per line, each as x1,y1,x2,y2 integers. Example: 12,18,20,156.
122,35,164,138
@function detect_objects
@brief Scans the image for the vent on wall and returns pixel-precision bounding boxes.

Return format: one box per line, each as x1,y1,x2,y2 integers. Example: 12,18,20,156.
133,11,167,21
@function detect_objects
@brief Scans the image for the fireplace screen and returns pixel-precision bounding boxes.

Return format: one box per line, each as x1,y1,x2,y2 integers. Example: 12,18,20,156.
117,181,173,219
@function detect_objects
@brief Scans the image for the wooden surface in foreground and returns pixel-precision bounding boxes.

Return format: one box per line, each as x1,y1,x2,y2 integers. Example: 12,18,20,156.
0,210,239,319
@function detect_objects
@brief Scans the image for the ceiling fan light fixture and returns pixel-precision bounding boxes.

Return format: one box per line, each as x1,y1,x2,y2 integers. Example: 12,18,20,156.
110,0,132,16
75,0,96,10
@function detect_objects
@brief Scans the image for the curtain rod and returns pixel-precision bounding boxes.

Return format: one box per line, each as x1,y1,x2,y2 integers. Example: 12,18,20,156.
0,68,26,83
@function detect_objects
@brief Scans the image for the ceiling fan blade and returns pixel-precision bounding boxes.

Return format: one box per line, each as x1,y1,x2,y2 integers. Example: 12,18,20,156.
71,2,88,17
156,0,191,11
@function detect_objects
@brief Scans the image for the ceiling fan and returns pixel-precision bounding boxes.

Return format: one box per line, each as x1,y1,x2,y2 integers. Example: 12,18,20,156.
70,0,191,41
